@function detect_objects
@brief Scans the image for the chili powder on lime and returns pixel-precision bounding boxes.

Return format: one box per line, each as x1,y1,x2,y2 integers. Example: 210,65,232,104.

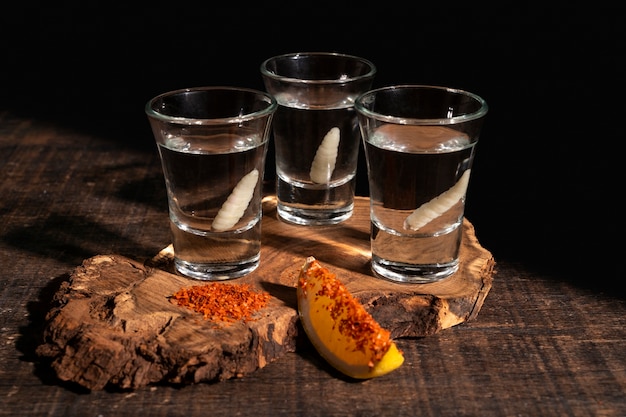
171,282,271,324
298,257,394,365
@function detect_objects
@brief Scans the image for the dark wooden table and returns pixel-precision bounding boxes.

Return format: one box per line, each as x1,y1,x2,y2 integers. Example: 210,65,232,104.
1,111,625,417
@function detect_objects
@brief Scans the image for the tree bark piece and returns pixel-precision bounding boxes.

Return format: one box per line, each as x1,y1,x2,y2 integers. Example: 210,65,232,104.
37,197,495,390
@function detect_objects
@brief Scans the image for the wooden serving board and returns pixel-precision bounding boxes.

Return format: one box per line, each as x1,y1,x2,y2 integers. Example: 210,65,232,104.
36,196,495,391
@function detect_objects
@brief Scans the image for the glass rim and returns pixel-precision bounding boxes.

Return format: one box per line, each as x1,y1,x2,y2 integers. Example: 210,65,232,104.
260,51,377,84
355,84,488,125
145,86,278,125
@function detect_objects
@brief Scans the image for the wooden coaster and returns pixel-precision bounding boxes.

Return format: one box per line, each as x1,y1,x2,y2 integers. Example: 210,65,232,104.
36,197,495,390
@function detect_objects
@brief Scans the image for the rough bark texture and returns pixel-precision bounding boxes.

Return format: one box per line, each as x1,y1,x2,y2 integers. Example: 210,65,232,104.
36,197,495,390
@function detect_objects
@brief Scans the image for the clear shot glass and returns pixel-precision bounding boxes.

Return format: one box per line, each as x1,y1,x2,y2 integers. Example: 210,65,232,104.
356,85,488,283
261,52,376,226
146,87,277,280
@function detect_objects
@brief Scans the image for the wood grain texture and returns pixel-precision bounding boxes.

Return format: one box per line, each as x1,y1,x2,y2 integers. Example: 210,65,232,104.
36,196,494,391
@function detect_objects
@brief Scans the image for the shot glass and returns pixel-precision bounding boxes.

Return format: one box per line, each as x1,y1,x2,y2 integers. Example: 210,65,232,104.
145,87,277,280
260,52,376,225
355,85,488,283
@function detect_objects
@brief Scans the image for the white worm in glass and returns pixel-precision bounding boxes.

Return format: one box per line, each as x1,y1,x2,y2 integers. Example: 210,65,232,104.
403,169,471,231
212,169,259,232
309,127,340,184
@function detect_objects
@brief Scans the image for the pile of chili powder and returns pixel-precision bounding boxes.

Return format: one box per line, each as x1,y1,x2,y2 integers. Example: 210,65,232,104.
171,282,271,324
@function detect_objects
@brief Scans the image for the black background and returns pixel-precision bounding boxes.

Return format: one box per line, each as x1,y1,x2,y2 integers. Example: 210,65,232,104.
2,2,624,290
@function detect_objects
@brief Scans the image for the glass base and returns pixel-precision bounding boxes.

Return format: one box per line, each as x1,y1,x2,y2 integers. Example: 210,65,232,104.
277,203,353,226
371,255,458,284
174,256,260,281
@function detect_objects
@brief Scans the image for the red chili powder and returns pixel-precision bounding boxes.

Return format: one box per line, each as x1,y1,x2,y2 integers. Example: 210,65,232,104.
171,282,271,324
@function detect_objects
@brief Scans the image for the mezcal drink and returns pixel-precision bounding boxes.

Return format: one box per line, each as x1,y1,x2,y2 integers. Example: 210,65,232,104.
356,85,488,283
261,52,376,225
146,87,277,280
